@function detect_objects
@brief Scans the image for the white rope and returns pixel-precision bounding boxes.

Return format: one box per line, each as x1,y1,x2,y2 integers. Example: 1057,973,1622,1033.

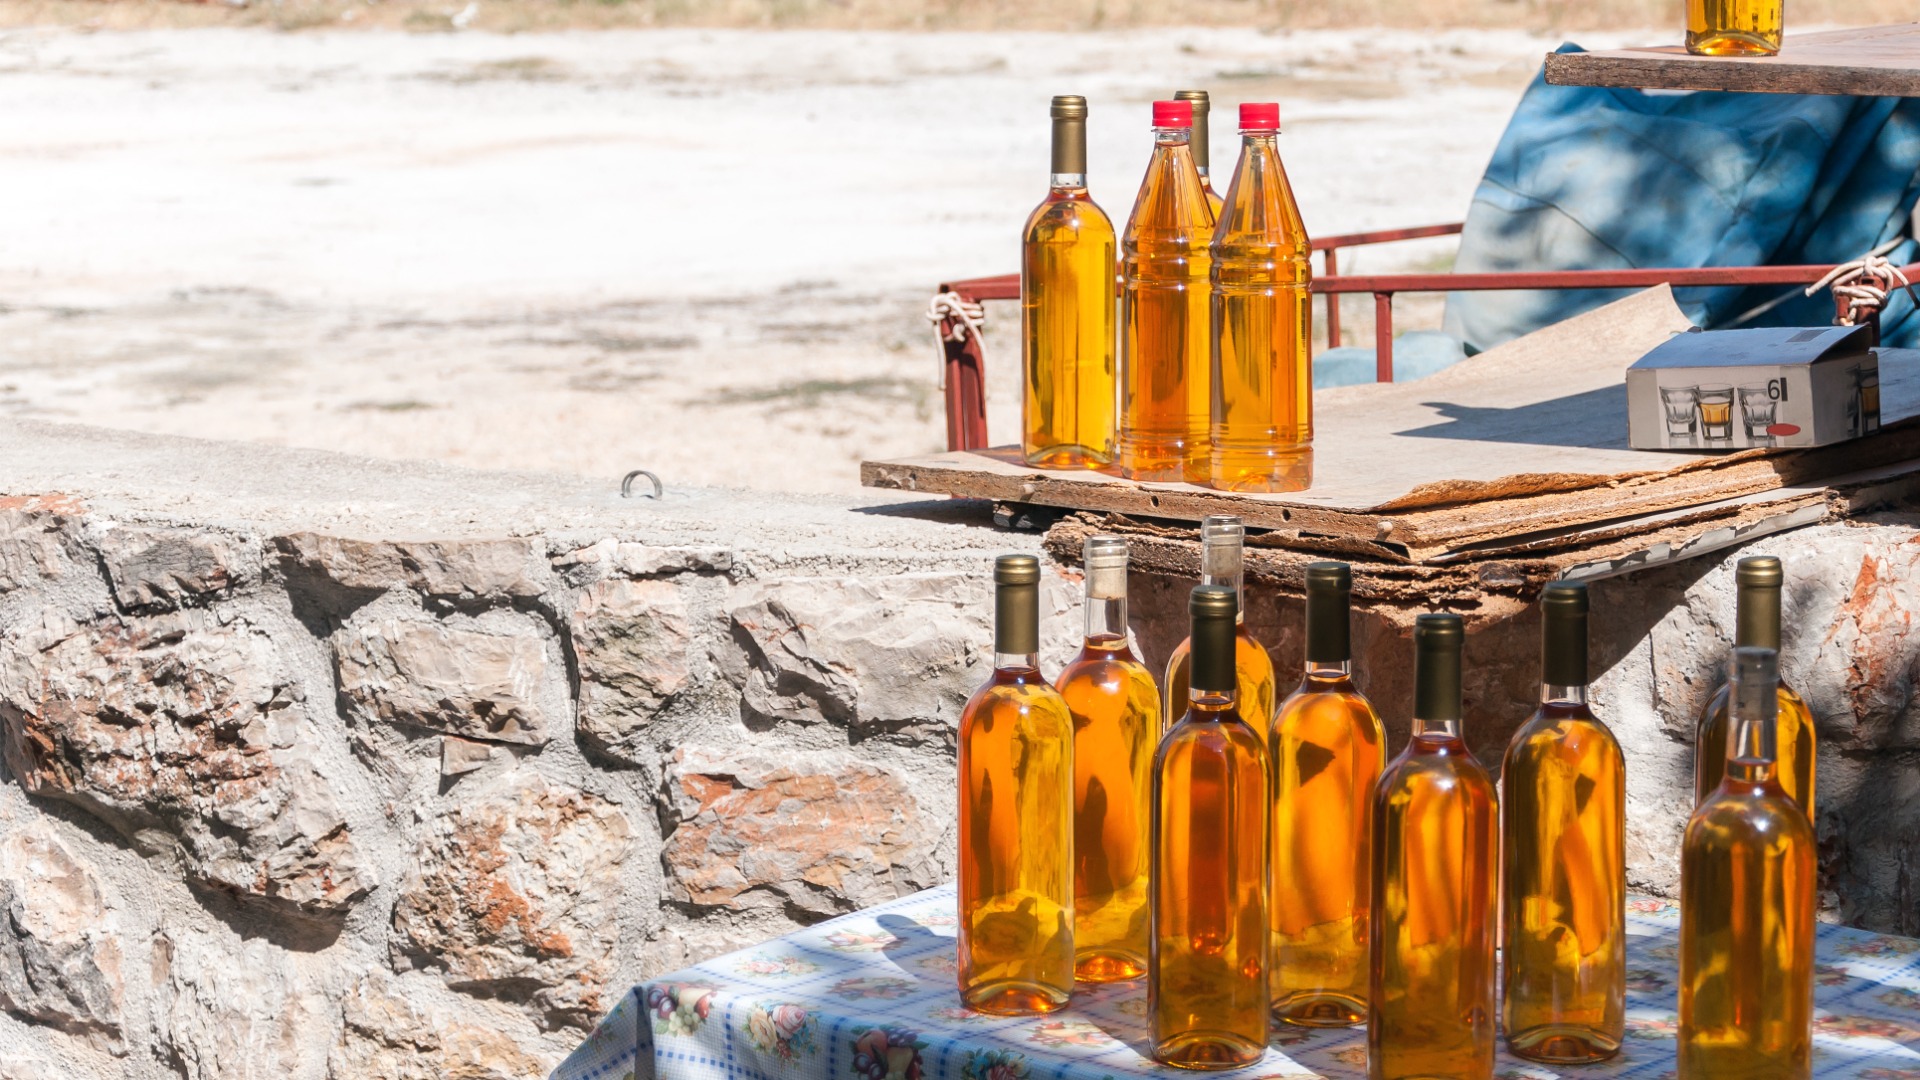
1805,237,1915,326
925,290,986,391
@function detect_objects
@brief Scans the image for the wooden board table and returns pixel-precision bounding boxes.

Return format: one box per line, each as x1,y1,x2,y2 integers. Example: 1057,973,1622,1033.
1545,22,1920,97
862,288,1920,620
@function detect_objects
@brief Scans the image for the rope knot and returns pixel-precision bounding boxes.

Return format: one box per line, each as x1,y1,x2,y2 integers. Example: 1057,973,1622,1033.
925,290,987,390
1806,239,1918,326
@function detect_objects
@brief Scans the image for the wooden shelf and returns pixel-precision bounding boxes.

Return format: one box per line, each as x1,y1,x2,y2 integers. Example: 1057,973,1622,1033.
1545,23,1920,97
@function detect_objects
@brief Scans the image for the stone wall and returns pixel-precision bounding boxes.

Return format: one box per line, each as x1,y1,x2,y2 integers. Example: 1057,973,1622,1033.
1,418,1916,1077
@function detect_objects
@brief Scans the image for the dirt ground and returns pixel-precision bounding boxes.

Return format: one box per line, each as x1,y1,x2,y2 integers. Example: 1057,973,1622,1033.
1,22,1655,493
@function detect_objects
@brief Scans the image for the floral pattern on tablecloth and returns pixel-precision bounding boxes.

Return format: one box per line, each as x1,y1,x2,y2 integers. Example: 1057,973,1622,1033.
553,884,1920,1080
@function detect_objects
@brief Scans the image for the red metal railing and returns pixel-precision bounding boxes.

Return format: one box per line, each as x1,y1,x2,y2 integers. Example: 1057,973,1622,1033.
931,225,1909,453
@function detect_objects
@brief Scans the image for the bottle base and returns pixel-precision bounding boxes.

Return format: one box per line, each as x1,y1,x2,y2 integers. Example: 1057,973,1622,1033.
1151,1030,1266,1070
1210,448,1312,494
1115,435,1206,484
1025,444,1114,470
1074,952,1147,983
1685,29,1780,56
959,980,1071,1016
1505,1024,1621,1064
1273,993,1364,1028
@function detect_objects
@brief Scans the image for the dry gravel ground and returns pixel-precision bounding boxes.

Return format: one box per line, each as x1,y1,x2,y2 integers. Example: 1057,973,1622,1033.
0,24,1662,493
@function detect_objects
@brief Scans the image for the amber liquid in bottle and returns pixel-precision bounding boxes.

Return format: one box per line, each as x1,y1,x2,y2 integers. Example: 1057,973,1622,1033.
1686,0,1783,56
1210,111,1312,493
1164,516,1277,732
1175,90,1225,221
1056,536,1160,982
1150,584,1269,1070
958,554,1075,1015
1117,104,1216,482
1369,613,1497,1080
1500,581,1625,1064
1022,95,1117,469
1269,561,1383,1027
1696,556,1816,820
1679,646,1815,1080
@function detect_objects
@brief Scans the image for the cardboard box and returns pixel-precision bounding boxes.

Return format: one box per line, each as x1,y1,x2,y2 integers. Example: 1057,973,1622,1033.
1626,324,1880,451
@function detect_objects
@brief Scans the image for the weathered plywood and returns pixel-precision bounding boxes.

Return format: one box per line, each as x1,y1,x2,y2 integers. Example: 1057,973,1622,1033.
1544,23,1920,97
864,286,1920,560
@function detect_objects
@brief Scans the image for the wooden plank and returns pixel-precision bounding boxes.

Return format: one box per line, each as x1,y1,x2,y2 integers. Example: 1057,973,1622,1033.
1545,23,1920,97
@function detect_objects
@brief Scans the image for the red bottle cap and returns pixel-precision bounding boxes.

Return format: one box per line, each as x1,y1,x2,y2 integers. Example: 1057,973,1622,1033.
1152,100,1193,127
1240,102,1280,130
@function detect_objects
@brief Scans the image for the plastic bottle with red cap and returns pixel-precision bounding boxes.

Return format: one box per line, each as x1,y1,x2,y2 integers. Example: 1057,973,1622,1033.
1116,100,1216,483
1207,100,1314,493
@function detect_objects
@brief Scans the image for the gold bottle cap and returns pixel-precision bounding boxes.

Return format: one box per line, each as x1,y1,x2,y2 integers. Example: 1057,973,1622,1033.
995,553,1041,586
1050,94,1088,120
1175,89,1211,170
1736,555,1783,589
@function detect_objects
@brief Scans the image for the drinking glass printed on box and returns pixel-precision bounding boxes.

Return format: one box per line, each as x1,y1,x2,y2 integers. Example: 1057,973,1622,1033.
1738,386,1776,444
1661,386,1699,442
1697,385,1735,442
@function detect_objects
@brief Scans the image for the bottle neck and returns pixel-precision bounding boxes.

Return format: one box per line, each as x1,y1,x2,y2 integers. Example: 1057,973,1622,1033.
995,650,1040,673
1051,115,1087,179
1189,613,1237,699
994,580,1039,660
1199,543,1246,625
1049,173,1087,193
1412,715,1462,740
1542,683,1588,706
1305,659,1351,680
1154,126,1192,150
1726,666,1778,779
1303,585,1349,666
1735,584,1782,651
1084,595,1126,643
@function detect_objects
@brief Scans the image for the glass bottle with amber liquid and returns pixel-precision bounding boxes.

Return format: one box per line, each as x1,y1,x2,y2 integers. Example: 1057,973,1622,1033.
1679,646,1815,1079
1174,90,1224,220
1055,535,1160,982
1150,584,1270,1069
1163,516,1277,731
1210,102,1313,494
1369,613,1497,1080
1117,99,1216,482
1022,95,1117,469
957,554,1075,1014
1686,0,1783,56
1500,581,1625,1063
1696,556,1815,819
1269,561,1383,1028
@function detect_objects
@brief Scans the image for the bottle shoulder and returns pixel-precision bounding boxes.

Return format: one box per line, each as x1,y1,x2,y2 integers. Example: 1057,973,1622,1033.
1161,709,1270,758
964,668,1070,718
1025,194,1116,241
1686,786,1816,849
1273,681,1384,742
1381,736,1496,795
1505,704,1623,759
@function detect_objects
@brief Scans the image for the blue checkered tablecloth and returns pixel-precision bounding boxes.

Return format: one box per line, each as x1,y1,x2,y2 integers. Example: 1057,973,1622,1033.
553,884,1920,1080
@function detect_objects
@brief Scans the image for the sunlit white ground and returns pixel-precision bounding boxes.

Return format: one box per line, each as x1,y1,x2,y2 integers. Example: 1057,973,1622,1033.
0,25,1651,492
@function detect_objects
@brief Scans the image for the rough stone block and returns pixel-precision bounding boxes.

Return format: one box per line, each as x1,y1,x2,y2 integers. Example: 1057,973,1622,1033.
96,525,255,612
0,500,85,593
335,615,556,746
390,770,631,1030
277,532,546,599
0,611,374,918
727,574,989,738
150,928,330,1080
571,577,693,760
0,825,124,1052
327,971,552,1080
660,747,942,917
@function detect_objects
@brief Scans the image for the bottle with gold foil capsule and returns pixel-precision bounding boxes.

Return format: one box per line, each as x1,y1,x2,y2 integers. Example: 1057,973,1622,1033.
1174,90,1224,220
1269,561,1383,1028
1369,613,1497,1080
1055,535,1160,982
1500,581,1625,1063
1150,584,1270,1069
1696,555,1815,819
1022,95,1118,469
1117,99,1216,482
1163,516,1277,733
1686,0,1782,56
1209,101,1313,494
957,554,1075,1014
1679,646,1815,1079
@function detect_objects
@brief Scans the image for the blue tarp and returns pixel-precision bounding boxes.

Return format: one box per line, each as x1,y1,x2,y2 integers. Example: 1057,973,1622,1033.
1442,44,1920,354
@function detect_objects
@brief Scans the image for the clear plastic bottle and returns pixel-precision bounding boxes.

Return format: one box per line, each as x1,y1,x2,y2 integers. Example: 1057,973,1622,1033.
1022,95,1117,469
1209,102,1313,493
1117,99,1216,483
